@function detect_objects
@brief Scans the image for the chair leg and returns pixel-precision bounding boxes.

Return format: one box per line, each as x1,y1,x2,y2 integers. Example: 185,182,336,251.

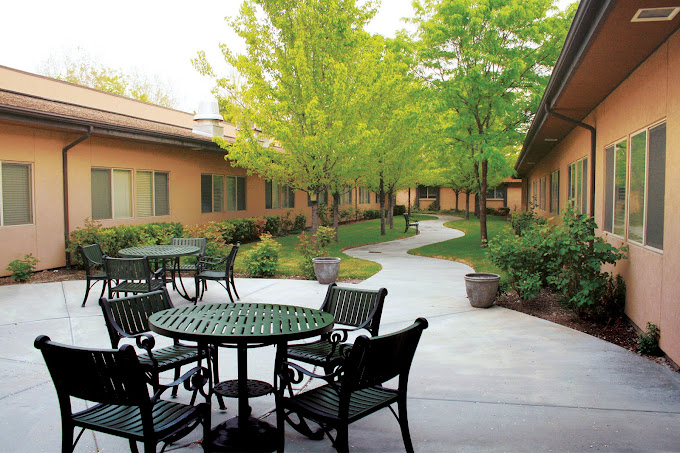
203,403,212,453
230,274,240,300
171,367,181,397
81,279,92,307
398,396,414,453
61,422,74,453
226,283,235,303
276,403,285,453
194,277,201,304
335,423,349,453
212,346,226,410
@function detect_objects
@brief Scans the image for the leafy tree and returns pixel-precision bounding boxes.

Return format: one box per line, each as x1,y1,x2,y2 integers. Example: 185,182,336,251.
359,35,427,235
194,0,377,234
415,0,573,245
39,49,177,108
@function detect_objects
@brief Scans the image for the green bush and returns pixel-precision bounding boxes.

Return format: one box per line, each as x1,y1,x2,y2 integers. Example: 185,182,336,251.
488,205,627,315
362,209,380,220
510,207,546,236
293,214,307,232
426,200,440,212
393,204,406,216
264,216,281,236
486,207,510,217
7,254,39,282
637,322,662,356
296,226,335,279
242,234,281,277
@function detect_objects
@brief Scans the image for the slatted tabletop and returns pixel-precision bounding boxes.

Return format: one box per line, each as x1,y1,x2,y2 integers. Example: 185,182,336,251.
149,303,335,345
118,244,200,259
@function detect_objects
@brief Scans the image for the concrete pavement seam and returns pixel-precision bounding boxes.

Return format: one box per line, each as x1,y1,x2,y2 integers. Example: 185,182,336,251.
410,396,680,415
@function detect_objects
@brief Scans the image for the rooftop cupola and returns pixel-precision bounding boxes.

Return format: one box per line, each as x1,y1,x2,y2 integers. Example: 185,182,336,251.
192,99,224,137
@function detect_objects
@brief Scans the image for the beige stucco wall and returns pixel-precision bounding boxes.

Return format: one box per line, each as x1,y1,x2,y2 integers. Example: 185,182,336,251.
396,186,521,213
523,30,680,364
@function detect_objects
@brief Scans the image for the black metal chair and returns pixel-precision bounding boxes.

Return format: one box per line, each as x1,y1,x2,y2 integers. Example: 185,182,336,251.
194,242,240,303
275,318,429,453
103,256,165,299
99,288,225,409
77,243,108,307
170,237,207,290
34,334,211,453
286,284,388,375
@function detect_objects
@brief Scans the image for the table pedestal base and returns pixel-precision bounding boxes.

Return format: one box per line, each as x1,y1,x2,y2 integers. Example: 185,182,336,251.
209,416,277,452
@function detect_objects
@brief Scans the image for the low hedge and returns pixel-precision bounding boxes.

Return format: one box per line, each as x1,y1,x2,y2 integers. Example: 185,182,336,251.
67,212,308,266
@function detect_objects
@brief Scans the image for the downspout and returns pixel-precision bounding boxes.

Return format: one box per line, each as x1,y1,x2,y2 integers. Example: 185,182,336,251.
63,126,94,267
544,104,596,218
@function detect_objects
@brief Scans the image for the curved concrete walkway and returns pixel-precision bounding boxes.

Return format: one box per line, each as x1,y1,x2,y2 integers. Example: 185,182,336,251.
1,215,680,452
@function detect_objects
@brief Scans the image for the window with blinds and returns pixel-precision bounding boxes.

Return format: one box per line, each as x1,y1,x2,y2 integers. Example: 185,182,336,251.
226,176,246,211
201,174,224,213
1,162,33,226
550,169,560,214
266,181,294,209
91,168,132,220
567,157,588,215
604,122,665,250
340,188,352,205
358,188,371,204
136,170,169,217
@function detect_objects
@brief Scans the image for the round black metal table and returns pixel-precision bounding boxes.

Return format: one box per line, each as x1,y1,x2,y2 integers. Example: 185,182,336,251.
148,302,334,452
119,245,200,301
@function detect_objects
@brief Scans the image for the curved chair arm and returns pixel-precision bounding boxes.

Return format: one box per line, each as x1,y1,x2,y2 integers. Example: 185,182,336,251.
196,255,228,273
279,360,343,384
151,366,210,404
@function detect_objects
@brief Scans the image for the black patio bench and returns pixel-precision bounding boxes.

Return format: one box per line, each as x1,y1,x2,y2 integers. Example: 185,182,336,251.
404,213,419,233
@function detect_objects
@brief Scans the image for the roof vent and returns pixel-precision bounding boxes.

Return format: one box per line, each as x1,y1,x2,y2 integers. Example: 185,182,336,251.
193,99,224,138
631,7,680,22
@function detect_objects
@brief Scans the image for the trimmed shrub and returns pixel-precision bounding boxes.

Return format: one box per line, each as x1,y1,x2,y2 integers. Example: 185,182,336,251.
293,214,307,232
510,208,546,236
7,254,39,282
242,234,281,277
362,209,380,220
393,204,406,216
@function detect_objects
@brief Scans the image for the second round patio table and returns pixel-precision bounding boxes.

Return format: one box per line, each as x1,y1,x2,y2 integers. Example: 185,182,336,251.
149,302,334,452
118,244,200,301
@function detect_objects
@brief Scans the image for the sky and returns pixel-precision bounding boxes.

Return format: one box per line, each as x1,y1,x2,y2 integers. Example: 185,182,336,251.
1,0,574,112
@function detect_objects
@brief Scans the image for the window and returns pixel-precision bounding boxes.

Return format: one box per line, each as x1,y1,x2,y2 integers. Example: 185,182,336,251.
549,170,560,214
226,176,246,211
136,171,169,217
531,180,538,206
567,157,588,215
339,189,352,205
265,181,294,209
91,168,132,220
418,186,438,199
604,123,665,249
1,162,33,226
539,176,547,211
358,188,371,204
486,186,506,199
201,174,224,213
308,191,329,206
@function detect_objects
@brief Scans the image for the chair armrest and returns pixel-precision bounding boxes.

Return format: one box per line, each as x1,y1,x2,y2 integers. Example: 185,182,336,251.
152,267,165,279
279,360,343,383
151,366,210,404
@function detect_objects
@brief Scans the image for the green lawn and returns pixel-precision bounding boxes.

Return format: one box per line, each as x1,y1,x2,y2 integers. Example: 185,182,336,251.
408,215,511,275
234,214,435,280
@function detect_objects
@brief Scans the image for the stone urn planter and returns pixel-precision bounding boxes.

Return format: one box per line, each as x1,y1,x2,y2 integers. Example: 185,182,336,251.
464,273,500,308
312,257,341,284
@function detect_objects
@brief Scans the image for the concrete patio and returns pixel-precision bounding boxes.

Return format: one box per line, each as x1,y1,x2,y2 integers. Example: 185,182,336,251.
1,215,679,452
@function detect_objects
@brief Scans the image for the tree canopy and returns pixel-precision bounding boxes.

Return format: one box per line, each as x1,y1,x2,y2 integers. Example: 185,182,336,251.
414,0,574,244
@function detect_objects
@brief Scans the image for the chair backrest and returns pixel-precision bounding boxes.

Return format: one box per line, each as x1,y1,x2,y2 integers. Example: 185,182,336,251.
171,237,207,256
320,283,388,336
104,256,152,281
78,243,104,270
227,242,240,266
403,213,410,223
35,335,150,411
342,317,428,394
100,288,174,347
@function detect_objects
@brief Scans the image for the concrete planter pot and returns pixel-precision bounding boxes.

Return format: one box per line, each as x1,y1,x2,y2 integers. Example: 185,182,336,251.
464,273,500,308
312,257,341,284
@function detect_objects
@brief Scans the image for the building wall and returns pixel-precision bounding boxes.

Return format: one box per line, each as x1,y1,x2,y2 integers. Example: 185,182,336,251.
396,186,521,213
0,120,380,277
523,30,680,364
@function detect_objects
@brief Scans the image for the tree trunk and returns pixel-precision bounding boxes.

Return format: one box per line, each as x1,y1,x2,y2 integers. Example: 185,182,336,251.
407,188,411,215
332,192,340,242
454,189,460,211
311,199,319,234
464,190,470,220
379,178,386,235
475,160,489,247
387,188,394,230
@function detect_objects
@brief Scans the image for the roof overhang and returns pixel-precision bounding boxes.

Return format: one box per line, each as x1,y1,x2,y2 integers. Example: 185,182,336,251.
516,0,680,177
